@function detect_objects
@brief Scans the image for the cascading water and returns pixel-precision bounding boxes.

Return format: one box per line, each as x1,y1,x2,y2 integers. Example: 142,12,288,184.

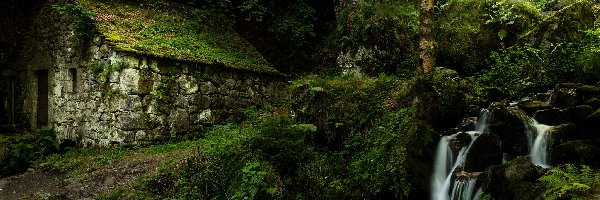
526,120,552,168
450,178,479,200
430,109,491,200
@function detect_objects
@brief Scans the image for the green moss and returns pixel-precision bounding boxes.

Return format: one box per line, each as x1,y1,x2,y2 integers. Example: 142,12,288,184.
74,0,277,74
521,0,598,44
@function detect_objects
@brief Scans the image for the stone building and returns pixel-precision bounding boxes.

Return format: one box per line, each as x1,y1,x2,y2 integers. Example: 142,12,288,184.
1,0,285,145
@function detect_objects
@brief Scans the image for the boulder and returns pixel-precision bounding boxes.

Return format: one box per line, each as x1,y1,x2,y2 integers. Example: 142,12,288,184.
464,133,503,172
549,87,580,108
517,100,551,116
576,85,600,96
551,140,600,168
488,106,530,156
582,109,600,135
533,105,593,126
456,117,477,132
450,132,472,155
530,92,552,102
479,157,545,200
561,105,593,124
547,123,578,147
533,108,563,125
584,97,600,109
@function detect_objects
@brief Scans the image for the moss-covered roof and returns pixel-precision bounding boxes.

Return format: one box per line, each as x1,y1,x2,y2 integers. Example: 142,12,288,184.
77,0,278,74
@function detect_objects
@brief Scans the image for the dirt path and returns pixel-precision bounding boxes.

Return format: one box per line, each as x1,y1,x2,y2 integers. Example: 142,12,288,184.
0,168,67,200
0,152,166,200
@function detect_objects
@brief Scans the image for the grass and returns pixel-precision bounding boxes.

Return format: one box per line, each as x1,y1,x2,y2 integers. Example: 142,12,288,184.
74,0,278,74
35,140,203,179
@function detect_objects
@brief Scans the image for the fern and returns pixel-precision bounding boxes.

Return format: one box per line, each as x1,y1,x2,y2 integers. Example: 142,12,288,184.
539,164,600,200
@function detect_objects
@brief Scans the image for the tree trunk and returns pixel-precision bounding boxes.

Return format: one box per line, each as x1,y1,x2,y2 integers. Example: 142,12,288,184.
418,0,435,75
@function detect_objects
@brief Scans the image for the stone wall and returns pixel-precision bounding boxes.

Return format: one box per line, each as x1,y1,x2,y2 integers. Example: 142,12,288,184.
15,3,286,146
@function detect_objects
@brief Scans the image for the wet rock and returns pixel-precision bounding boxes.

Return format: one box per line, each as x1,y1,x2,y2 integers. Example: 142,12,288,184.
551,140,600,168
479,157,545,200
488,107,530,156
449,132,472,154
517,100,551,116
549,87,580,108
584,97,600,109
530,92,552,102
532,105,591,126
582,109,600,135
533,108,563,125
453,171,481,181
464,134,502,172
562,105,593,124
576,85,600,96
547,123,578,147
456,117,477,132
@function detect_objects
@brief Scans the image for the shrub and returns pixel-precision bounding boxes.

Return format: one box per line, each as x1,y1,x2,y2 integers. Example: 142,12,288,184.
539,164,600,200
436,0,541,74
0,128,58,178
331,0,420,76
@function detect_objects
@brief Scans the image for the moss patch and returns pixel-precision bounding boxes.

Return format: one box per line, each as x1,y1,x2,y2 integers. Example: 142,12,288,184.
75,0,277,74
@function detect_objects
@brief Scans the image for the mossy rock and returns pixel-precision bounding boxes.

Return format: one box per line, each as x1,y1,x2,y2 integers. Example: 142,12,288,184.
576,85,600,96
479,157,545,200
551,140,600,168
584,97,600,109
436,0,541,73
547,123,578,146
488,107,530,156
522,0,598,45
464,133,503,172
517,100,551,115
582,108,600,134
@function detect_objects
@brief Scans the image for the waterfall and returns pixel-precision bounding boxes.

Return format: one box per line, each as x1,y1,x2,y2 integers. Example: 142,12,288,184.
450,178,479,200
431,109,490,200
527,120,552,168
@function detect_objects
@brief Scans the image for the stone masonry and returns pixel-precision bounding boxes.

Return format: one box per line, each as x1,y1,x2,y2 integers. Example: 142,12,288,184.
14,3,286,146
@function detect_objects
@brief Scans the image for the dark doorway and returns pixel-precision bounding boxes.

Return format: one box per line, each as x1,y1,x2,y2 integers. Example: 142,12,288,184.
37,69,48,127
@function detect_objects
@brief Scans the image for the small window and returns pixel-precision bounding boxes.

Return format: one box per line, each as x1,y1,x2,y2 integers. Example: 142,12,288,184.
69,68,78,93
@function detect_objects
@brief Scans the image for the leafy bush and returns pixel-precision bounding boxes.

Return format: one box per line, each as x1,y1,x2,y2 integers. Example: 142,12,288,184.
436,0,540,74
141,117,314,199
478,39,600,97
539,164,600,200
331,0,420,76
0,128,58,178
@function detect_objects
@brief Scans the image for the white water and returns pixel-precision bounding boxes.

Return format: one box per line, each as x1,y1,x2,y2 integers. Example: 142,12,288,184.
527,120,552,168
450,178,479,200
431,109,491,200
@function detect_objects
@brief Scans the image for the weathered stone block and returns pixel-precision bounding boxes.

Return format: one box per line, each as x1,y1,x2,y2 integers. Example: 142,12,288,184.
177,75,198,94
119,68,141,94
168,109,190,133
117,112,150,131
200,82,217,94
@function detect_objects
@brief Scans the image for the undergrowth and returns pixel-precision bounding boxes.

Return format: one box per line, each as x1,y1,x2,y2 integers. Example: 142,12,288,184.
539,164,600,200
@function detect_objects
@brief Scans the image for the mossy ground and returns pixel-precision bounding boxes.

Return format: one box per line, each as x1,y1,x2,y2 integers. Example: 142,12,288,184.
74,0,277,73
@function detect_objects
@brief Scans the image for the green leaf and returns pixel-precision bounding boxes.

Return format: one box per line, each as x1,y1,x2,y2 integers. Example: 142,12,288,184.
498,29,508,40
